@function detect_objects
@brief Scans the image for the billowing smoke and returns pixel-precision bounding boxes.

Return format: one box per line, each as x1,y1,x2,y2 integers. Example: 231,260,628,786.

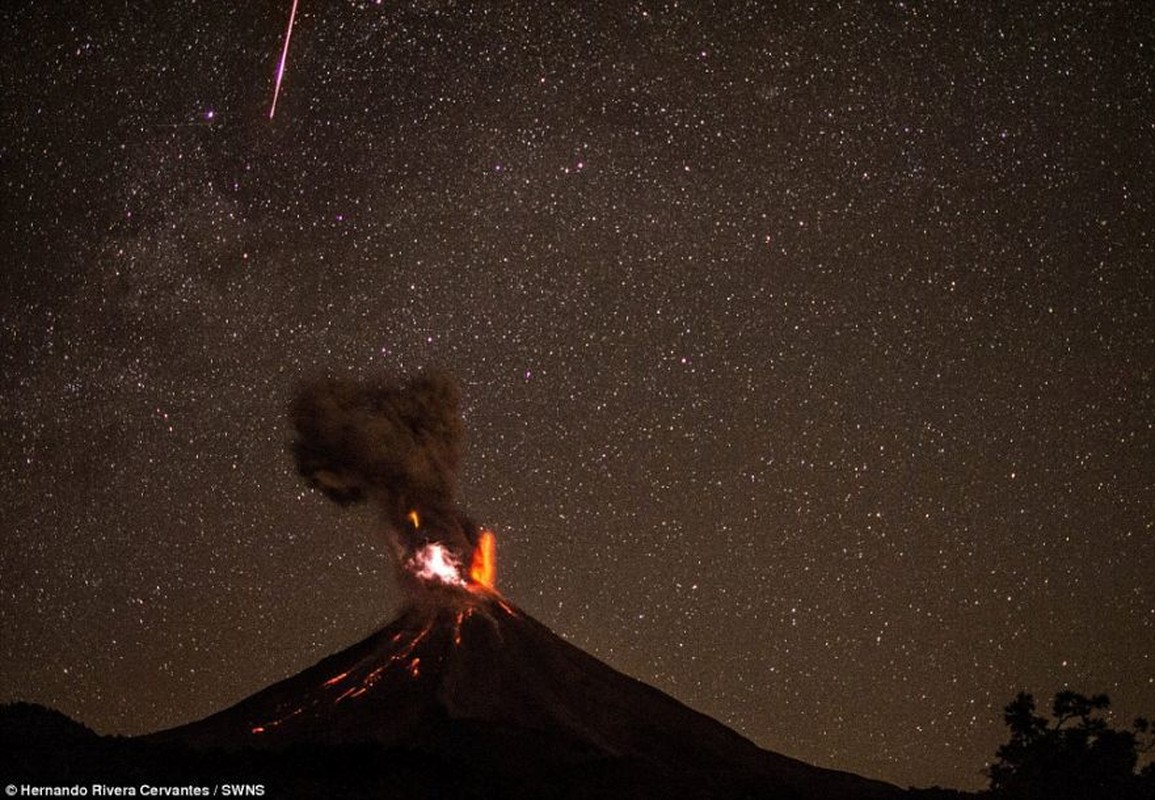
290,372,463,518
290,372,488,598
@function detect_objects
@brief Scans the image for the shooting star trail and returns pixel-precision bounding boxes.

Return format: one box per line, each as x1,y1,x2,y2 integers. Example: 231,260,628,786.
268,0,300,119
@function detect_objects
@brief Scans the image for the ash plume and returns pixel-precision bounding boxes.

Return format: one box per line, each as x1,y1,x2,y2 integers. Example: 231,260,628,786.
290,372,484,596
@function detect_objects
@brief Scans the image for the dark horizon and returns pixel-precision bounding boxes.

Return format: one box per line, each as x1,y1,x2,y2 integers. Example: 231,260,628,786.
1,1,1151,792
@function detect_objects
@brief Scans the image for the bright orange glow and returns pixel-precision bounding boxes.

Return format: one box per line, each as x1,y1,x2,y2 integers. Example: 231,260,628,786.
322,671,349,687
469,529,496,590
407,509,420,529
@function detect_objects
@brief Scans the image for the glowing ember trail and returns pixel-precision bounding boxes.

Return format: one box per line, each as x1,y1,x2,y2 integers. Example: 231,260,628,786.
250,706,303,734
407,509,420,529
322,671,349,688
268,0,300,119
469,529,497,590
453,609,468,645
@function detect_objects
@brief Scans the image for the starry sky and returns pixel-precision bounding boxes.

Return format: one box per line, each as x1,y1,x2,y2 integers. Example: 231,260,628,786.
1,0,1151,791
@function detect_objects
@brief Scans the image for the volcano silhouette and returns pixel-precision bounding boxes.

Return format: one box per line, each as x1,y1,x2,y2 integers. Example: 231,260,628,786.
144,594,910,799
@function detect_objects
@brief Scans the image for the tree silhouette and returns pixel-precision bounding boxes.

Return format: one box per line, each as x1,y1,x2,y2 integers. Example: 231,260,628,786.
988,690,1153,800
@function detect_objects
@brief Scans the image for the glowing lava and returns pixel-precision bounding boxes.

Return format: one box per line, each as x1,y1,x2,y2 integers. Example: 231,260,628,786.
469,529,496,590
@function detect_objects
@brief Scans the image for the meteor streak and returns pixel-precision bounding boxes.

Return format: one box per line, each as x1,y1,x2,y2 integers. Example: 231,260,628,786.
268,0,300,119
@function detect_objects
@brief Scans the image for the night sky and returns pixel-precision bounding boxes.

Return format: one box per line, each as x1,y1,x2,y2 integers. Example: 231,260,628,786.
1,1,1151,791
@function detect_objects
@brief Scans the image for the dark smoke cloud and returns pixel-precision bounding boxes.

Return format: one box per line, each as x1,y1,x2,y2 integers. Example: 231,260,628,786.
289,372,465,532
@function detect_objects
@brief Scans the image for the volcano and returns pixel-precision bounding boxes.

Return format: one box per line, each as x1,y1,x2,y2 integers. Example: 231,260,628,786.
144,593,909,799
130,378,932,797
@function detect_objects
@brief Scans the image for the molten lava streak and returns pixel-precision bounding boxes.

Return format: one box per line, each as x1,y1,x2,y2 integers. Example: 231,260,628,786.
469,529,496,590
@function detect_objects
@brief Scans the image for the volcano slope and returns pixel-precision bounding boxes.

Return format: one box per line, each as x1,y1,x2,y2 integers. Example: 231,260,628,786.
135,593,923,799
